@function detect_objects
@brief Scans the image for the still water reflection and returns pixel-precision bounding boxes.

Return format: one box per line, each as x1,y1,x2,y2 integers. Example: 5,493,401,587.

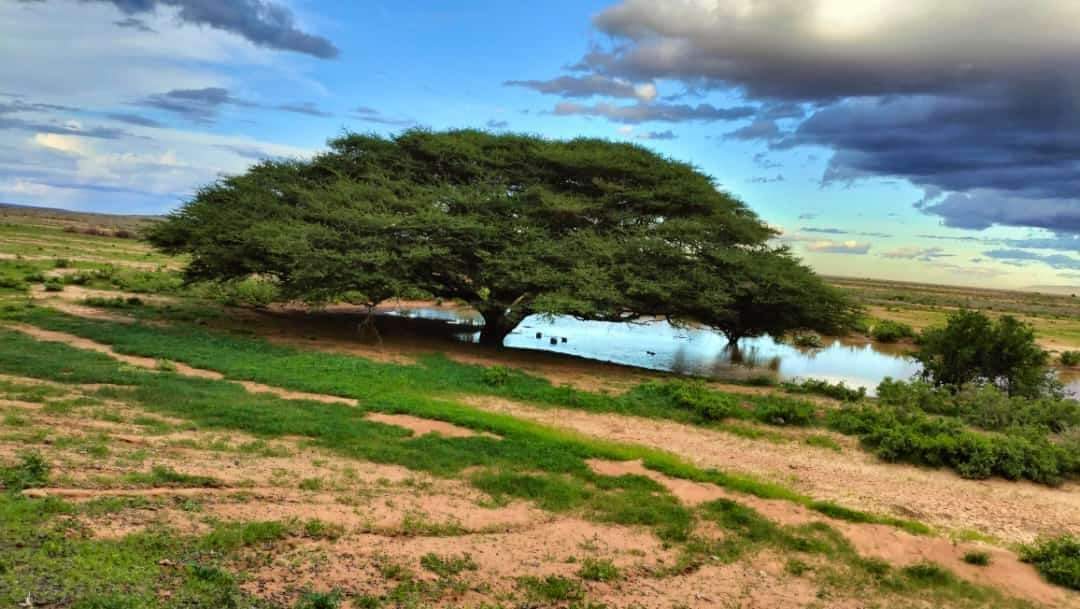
385,306,1079,398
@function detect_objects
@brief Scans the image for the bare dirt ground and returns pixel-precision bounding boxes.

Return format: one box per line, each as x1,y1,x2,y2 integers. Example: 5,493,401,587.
5,319,1078,607
7,378,1068,608
465,394,1080,546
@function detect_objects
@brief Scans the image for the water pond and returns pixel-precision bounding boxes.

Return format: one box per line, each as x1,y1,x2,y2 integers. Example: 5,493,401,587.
385,306,1080,398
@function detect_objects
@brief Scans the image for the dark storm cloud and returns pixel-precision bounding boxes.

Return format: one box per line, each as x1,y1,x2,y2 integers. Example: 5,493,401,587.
748,174,783,184
0,116,129,139
275,102,332,117
105,113,164,127
504,75,654,101
635,129,677,141
139,87,254,123
20,0,338,58
534,1,1080,234
0,99,78,114
139,88,330,123
725,119,780,141
350,107,415,127
552,101,753,124
984,249,1080,271
113,16,154,31
801,227,845,235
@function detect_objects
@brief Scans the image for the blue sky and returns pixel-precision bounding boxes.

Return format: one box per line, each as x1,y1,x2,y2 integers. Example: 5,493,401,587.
2,0,1078,290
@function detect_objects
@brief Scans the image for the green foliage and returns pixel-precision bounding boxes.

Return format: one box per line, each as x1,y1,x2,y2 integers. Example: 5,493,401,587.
419,553,477,578
123,465,222,488
0,451,50,492
1060,351,1080,367
749,395,816,426
516,575,584,602
791,333,823,348
1020,535,1080,590
480,365,514,387
149,129,857,345
781,378,866,402
0,311,924,532
577,558,620,582
870,319,915,343
877,378,1080,434
914,310,1051,397
624,379,741,422
826,402,1077,485
296,590,343,609
962,551,990,566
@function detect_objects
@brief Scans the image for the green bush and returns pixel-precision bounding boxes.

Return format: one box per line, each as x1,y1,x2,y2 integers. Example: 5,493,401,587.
791,333,824,348
480,365,513,387
878,378,1079,435
870,319,915,343
1061,351,1080,367
751,395,816,426
0,451,50,492
577,558,620,582
826,404,1076,485
962,551,990,566
781,378,866,402
626,380,741,422
914,311,1050,397
1020,535,1080,590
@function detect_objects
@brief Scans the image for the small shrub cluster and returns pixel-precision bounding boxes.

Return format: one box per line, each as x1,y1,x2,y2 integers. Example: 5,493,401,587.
827,403,1078,485
626,380,817,427
627,380,741,422
781,378,867,402
83,296,145,309
1020,535,1080,590
962,551,991,566
577,557,620,582
194,277,280,307
877,378,1080,434
1060,351,1080,367
870,319,915,343
480,365,514,387
0,451,50,492
791,333,824,348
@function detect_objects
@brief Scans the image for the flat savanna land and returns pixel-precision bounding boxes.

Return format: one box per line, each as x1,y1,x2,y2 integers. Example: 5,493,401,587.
830,276,1080,355
0,207,1078,609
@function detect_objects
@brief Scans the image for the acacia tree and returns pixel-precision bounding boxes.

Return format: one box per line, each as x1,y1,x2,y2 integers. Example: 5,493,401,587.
150,129,857,346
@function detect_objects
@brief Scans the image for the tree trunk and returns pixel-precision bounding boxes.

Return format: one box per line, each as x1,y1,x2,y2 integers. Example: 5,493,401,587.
478,309,515,347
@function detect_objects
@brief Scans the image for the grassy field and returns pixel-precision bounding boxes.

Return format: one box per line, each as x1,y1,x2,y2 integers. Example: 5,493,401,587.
829,276,1080,353
0,206,1077,608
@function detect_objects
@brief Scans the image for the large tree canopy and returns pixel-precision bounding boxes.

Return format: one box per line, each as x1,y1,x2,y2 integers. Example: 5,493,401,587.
149,129,857,345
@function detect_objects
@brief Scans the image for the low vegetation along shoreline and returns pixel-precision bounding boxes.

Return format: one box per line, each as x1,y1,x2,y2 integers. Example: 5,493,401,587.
0,197,1078,607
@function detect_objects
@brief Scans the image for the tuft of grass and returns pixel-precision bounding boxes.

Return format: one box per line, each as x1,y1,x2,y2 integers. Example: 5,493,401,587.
303,518,345,540
962,551,991,566
804,434,843,452
296,589,343,609
419,552,478,578
123,465,221,489
0,450,50,492
516,575,584,603
577,557,620,582
202,520,289,552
